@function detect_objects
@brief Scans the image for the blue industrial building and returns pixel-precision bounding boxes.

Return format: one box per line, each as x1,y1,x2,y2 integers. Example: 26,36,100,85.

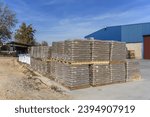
85,22,150,42
85,22,150,59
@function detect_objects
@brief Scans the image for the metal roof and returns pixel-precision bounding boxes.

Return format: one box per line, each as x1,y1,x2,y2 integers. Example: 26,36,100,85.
7,41,32,47
85,22,150,43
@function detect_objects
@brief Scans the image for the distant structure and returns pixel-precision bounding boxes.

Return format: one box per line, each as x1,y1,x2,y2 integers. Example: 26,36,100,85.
7,41,31,54
85,22,150,59
0,41,31,56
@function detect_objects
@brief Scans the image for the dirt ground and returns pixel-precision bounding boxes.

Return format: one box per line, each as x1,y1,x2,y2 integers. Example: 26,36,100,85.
0,57,70,100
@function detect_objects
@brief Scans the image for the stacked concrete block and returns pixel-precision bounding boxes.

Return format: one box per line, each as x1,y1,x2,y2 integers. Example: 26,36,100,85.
30,46,52,77
109,41,127,84
31,58,38,71
90,64,111,86
50,63,90,89
110,41,127,61
28,39,141,90
126,59,141,81
91,40,110,61
30,46,36,58
30,58,35,70
62,64,90,89
55,62,64,83
40,46,52,60
52,42,58,59
37,46,40,59
30,58,50,76
57,41,65,60
110,62,126,83
64,40,91,62
30,46,51,59
40,61,49,75
50,61,56,79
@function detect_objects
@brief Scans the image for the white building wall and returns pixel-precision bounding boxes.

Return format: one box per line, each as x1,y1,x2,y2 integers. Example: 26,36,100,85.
126,43,143,59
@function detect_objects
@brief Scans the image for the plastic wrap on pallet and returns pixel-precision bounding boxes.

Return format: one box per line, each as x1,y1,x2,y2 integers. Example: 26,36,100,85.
18,54,31,65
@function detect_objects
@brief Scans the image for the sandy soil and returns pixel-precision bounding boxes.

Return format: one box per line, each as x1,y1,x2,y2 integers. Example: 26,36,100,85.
0,57,70,100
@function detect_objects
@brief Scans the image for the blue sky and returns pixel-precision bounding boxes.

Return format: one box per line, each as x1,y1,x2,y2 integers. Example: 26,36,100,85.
1,0,150,44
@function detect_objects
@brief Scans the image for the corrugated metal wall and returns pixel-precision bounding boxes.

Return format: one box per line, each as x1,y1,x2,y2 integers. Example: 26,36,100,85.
85,26,121,41
121,23,150,43
85,22,150,43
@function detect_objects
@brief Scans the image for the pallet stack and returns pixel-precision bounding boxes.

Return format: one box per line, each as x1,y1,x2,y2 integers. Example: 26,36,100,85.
29,39,141,90
109,42,127,83
50,60,56,79
90,40,111,86
55,62,64,83
51,40,91,89
110,41,127,61
64,40,91,62
51,42,58,59
57,41,65,60
91,40,110,61
90,64,111,86
30,46,52,76
126,59,141,81
62,64,90,89
110,62,126,83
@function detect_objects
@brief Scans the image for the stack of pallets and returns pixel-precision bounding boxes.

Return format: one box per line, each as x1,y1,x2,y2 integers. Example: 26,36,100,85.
62,64,90,89
110,62,126,83
51,40,91,89
52,42,58,59
29,39,141,90
64,40,91,62
126,59,141,81
55,62,64,83
90,64,111,86
50,61,56,79
41,46,52,60
57,41,65,60
63,40,91,89
109,41,127,83
30,46,52,77
90,40,110,86
91,40,110,61
110,41,126,61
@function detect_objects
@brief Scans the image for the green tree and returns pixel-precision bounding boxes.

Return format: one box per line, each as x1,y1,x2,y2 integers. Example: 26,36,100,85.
41,41,48,46
15,22,36,45
0,3,17,42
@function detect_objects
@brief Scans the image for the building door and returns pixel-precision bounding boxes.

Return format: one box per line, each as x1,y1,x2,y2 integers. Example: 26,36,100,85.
143,35,150,59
